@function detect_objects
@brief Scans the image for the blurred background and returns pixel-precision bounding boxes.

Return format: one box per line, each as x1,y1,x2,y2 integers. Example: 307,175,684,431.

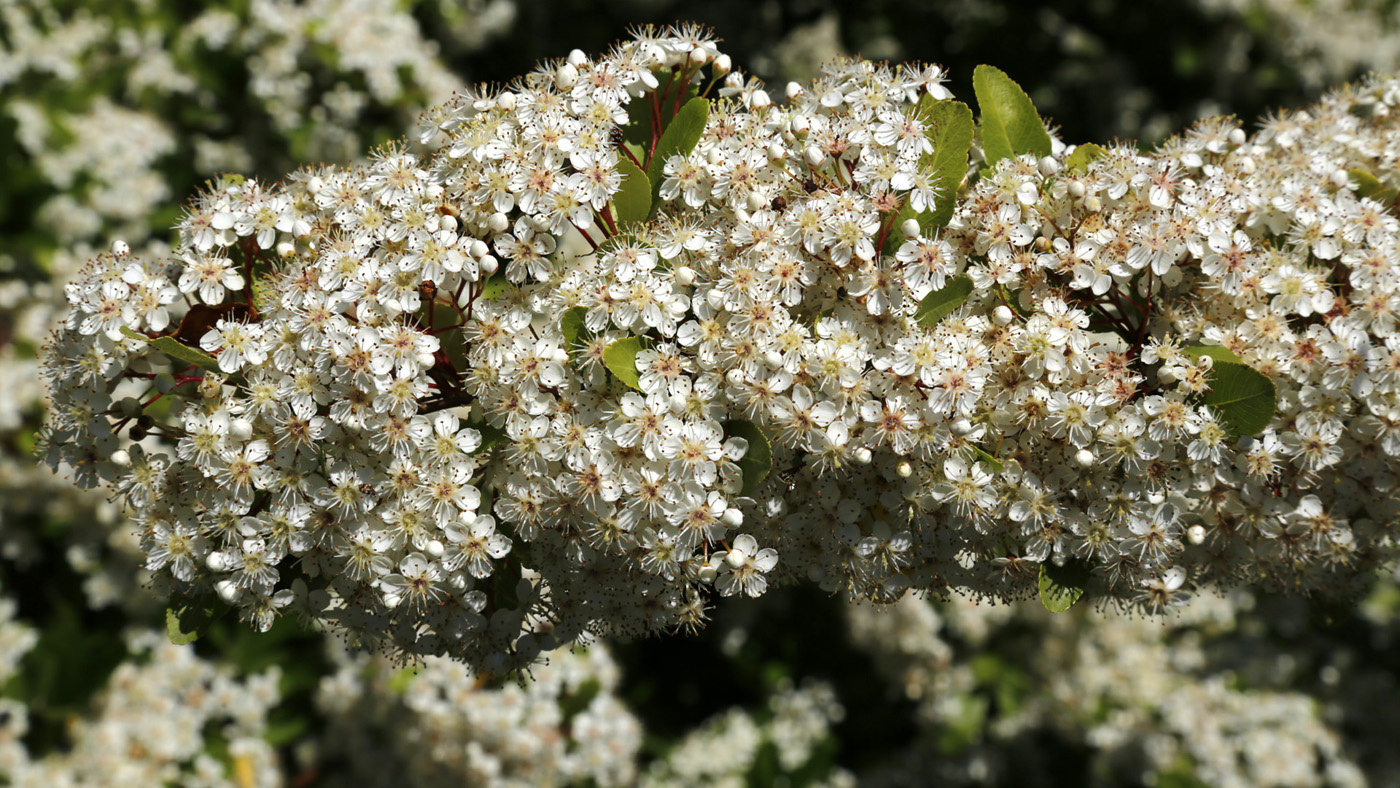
3,1,1399,785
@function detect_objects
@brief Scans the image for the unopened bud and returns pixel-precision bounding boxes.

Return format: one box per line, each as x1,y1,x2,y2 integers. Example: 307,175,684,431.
1331,169,1350,188
567,49,587,67
555,63,578,91
216,579,240,602
1187,525,1207,545
497,91,516,111
675,266,697,287
713,54,731,76
900,218,921,238
118,397,142,418
747,191,765,212
763,350,783,369
707,147,723,166
487,212,509,233
805,144,825,167
786,82,803,100
993,305,1014,325
427,539,445,557
440,214,458,233
1074,448,1095,467
721,508,744,528
1228,128,1246,146
767,141,786,162
1068,180,1086,199
230,418,253,442
751,89,772,110
896,461,913,478
853,447,873,465
470,239,490,259
1038,156,1060,176
208,552,231,572
725,368,746,386
478,256,499,277
110,449,131,467
111,239,130,256
688,46,707,65
276,240,295,258
698,562,718,583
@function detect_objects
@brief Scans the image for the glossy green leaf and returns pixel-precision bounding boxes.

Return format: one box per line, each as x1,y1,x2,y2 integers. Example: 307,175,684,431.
1065,143,1108,173
603,336,648,390
620,70,698,147
971,444,1004,473
560,306,590,352
1039,558,1091,613
121,326,221,372
647,97,709,208
1181,344,1242,366
477,274,512,302
724,419,773,496
613,156,652,225
1347,168,1398,205
919,98,975,228
972,65,1052,167
913,275,974,329
1202,361,1276,436
166,601,223,645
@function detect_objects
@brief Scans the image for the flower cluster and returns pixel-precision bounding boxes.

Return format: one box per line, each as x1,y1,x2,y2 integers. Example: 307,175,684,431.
39,24,1400,671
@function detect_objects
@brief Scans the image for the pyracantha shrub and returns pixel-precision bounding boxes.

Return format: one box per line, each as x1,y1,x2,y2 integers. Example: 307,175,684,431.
40,24,1400,672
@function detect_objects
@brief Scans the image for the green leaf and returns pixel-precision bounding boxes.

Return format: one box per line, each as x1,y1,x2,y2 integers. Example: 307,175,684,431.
603,336,649,390
477,274,512,302
560,306,590,353
121,326,222,373
1039,558,1091,613
913,275,974,329
1181,344,1276,436
1202,361,1276,436
972,65,1052,167
620,70,698,148
166,601,224,645
1347,168,1398,205
971,444,1004,473
1181,344,1242,366
724,419,773,496
919,98,975,228
613,155,652,225
1065,143,1108,173
647,97,709,209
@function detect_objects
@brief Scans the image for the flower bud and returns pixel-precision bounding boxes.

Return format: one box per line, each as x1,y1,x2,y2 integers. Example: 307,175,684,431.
791,115,810,136
230,418,253,442
688,46,708,65
951,418,975,436
722,508,744,528
698,562,718,583
497,91,516,111
1068,180,1086,199
747,191,765,212
713,54,731,76
555,63,578,91
155,375,175,394
1074,448,1095,467
900,218,921,238
805,144,825,167
488,212,509,232
470,239,489,259
567,49,587,66
110,449,131,467
993,305,1014,325
767,141,786,162
441,214,458,233
707,147,723,166
478,255,499,276
895,461,913,478
725,547,747,568
1187,525,1207,545
725,368,745,386
763,350,783,369
427,539,445,557
1038,156,1060,176
786,81,803,100
1228,127,1246,146
675,266,697,286
751,89,771,109
111,239,130,256
216,579,240,602
853,447,873,465
1331,169,1350,188
208,551,231,572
